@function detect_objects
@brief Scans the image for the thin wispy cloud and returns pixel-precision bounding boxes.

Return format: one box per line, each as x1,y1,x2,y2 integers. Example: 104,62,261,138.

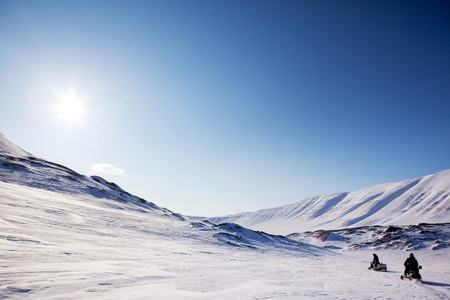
91,163,127,176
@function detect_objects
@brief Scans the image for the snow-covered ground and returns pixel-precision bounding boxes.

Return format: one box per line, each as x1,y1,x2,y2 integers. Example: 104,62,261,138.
1,181,449,299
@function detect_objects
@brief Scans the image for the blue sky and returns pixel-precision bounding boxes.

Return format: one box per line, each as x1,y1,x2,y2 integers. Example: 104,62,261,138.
1,0,449,216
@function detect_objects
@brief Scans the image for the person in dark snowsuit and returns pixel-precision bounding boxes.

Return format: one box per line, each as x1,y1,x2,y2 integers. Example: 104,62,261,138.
404,253,419,276
371,253,380,269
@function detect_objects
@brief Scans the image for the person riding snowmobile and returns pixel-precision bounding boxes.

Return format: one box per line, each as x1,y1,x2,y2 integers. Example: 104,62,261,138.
404,253,419,276
371,253,380,269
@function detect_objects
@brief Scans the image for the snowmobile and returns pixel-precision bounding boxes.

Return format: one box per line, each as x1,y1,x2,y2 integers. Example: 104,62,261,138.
368,262,387,272
400,266,422,280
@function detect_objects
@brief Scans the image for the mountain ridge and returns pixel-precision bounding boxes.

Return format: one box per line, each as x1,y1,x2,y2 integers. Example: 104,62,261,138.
208,169,450,235
0,132,33,157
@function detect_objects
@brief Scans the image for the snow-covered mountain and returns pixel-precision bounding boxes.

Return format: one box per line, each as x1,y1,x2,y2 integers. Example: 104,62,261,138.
208,170,450,235
0,132,306,252
0,132,33,157
1,131,449,299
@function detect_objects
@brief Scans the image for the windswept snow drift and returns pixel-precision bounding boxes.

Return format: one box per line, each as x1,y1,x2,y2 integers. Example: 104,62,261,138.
208,170,450,235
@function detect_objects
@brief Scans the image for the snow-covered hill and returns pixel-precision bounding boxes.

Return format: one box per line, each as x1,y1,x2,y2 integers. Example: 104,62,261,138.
208,170,450,235
0,132,310,253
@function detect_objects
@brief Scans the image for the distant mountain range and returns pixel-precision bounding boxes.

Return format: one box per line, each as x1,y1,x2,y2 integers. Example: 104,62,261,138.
208,169,450,235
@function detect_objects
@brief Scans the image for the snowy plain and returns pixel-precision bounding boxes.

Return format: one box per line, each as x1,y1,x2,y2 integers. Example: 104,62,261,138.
0,132,449,299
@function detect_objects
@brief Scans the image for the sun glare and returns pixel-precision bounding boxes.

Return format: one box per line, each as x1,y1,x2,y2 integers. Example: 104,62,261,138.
53,90,88,127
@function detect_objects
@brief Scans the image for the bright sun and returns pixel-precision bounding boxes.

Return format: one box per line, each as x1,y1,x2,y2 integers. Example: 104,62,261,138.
53,90,88,127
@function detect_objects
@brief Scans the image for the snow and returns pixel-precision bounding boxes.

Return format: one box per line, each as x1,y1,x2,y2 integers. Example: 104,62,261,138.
1,132,449,299
1,180,449,299
208,169,450,235
0,132,33,157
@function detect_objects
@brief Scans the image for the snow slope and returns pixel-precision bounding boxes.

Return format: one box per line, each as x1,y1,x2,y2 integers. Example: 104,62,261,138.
0,133,309,253
208,170,450,235
0,132,33,157
1,132,449,299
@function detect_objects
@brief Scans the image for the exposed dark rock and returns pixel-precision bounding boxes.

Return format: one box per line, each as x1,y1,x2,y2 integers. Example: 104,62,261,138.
385,226,401,232
288,223,450,251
